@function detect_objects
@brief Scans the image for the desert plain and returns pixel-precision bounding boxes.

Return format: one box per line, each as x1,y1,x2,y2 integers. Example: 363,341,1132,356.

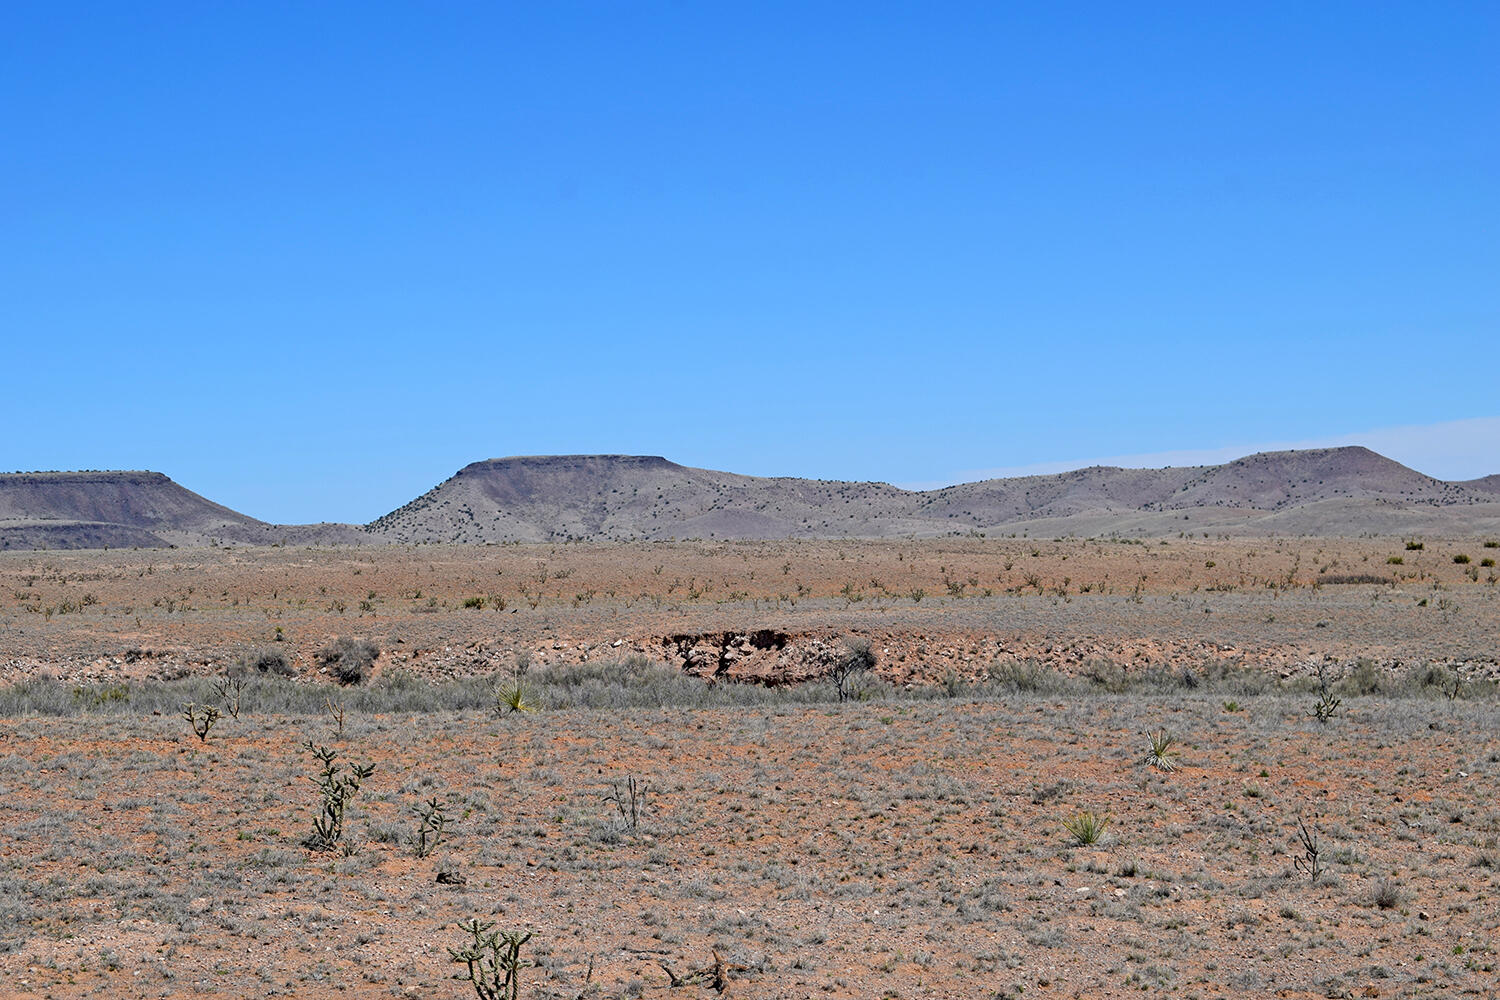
1,535,1498,998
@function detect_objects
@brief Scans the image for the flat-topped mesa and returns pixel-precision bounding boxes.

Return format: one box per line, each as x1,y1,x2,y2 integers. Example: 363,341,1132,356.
0,470,374,550
0,470,260,528
457,455,679,474
451,455,683,499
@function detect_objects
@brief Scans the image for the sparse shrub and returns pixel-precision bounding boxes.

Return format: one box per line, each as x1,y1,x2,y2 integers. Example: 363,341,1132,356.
1482,558,1495,568
181,702,220,742
1406,540,1424,550
240,647,294,677
316,637,379,685
1341,659,1384,696
74,683,130,709
604,775,647,833
326,695,346,737
1454,554,1471,564
303,741,375,853
213,674,244,719
462,596,486,609
830,638,877,702
1293,817,1322,884
990,660,1072,695
1317,573,1392,585
1062,809,1109,846
1387,555,1403,565
1310,663,1341,724
1371,878,1402,910
1031,779,1073,805
449,921,534,1000
1141,729,1178,772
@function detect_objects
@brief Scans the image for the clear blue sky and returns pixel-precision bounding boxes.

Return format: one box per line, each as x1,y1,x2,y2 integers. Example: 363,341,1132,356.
3,3,1496,523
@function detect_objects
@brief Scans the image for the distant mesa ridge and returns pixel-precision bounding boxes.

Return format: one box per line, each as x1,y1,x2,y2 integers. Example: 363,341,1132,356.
3,446,1499,550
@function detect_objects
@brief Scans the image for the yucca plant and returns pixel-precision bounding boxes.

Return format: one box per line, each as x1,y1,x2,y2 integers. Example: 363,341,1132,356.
495,680,537,715
1141,728,1179,772
1062,809,1110,846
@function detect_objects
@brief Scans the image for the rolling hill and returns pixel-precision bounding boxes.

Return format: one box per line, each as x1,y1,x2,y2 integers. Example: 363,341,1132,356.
363,447,1500,544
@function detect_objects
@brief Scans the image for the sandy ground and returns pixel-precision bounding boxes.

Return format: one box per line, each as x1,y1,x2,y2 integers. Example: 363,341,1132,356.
1,538,1498,998
2,696,1498,998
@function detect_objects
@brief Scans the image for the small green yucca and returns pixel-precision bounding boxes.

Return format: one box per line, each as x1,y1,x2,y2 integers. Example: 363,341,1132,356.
1141,728,1178,772
1063,809,1109,846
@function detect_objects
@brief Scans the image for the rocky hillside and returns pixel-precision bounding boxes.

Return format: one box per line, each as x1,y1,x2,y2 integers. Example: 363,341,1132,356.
364,447,1500,543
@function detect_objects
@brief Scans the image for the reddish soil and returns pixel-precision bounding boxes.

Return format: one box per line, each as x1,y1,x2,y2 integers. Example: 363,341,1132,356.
2,698,1497,998
2,539,1498,998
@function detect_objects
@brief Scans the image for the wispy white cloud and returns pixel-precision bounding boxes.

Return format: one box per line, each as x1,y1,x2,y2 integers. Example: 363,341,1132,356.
900,416,1500,490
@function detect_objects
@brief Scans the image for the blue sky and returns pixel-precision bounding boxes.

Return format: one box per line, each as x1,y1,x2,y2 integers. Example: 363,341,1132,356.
3,3,1496,523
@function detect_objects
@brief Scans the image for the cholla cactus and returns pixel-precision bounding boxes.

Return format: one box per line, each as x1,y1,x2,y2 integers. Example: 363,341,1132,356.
303,741,375,852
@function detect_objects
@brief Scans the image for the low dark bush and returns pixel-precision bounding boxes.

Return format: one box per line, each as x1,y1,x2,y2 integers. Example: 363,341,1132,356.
316,637,380,685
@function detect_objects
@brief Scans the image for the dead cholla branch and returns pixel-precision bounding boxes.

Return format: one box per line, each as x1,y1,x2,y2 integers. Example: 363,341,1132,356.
604,775,647,833
212,673,244,719
181,702,220,741
325,695,346,737
660,949,747,993
1293,816,1323,885
1310,662,1341,724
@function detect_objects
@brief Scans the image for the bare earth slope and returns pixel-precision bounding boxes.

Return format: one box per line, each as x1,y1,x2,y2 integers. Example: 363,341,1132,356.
367,446,1500,543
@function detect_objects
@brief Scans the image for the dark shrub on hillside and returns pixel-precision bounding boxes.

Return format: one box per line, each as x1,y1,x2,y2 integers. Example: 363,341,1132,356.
236,648,295,677
316,637,379,685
